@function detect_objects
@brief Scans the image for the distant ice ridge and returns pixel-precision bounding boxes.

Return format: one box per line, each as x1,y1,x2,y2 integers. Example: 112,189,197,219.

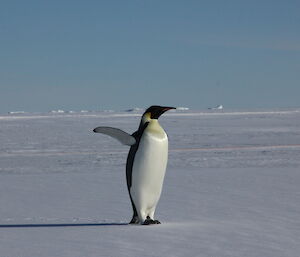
49,110,93,114
50,110,65,113
8,111,26,114
176,107,189,111
124,107,144,112
208,105,223,110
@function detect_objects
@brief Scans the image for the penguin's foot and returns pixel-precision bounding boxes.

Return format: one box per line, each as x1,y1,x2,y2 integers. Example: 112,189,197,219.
142,218,161,225
129,216,140,224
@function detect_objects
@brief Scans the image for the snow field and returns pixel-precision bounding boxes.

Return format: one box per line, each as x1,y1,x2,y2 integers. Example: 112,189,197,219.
0,109,299,257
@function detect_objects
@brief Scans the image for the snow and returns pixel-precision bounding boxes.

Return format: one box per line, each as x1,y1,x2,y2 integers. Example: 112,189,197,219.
0,109,300,257
175,107,190,111
50,109,66,113
124,107,145,112
8,111,27,114
209,105,224,110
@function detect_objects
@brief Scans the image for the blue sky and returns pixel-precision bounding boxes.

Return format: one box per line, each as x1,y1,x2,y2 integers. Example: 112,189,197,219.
1,0,299,112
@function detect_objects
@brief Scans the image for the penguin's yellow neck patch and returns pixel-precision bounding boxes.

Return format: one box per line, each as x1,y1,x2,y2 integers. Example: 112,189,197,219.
142,112,152,124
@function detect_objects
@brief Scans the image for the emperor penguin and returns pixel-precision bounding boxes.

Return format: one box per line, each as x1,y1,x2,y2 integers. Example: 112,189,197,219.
93,105,175,225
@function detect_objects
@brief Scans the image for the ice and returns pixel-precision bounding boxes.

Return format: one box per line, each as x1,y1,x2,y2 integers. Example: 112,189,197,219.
124,107,144,112
8,111,26,114
176,106,190,111
50,109,66,113
208,104,224,110
0,108,300,257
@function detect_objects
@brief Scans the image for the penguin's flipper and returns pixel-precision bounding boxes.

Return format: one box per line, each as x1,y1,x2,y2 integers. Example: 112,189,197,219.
93,127,136,146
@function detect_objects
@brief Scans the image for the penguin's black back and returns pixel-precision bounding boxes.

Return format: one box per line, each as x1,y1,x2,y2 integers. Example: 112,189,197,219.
126,122,149,190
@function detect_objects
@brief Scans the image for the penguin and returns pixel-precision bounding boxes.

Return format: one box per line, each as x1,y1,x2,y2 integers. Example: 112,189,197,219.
93,105,176,225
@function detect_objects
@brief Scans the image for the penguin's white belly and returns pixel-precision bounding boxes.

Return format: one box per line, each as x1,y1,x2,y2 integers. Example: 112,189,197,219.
130,130,168,215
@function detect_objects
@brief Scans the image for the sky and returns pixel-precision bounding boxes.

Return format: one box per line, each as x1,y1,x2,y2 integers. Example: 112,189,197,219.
0,0,299,113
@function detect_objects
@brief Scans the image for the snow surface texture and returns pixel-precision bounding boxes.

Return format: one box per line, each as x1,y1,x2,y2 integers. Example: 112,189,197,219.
0,109,300,257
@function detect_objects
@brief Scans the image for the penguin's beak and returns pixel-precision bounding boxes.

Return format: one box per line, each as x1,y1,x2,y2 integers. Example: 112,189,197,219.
162,106,176,112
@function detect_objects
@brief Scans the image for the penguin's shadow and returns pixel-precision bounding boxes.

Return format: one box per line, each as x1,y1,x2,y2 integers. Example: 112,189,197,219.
0,222,128,228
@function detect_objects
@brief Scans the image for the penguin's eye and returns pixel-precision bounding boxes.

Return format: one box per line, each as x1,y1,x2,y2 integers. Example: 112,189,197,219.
150,110,161,119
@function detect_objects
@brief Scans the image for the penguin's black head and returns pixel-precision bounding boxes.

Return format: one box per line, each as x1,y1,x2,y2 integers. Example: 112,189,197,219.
144,105,176,119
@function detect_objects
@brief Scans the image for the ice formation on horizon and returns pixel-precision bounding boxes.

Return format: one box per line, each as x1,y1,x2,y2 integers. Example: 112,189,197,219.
176,107,189,111
50,110,65,113
125,107,144,112
8,111,26,114
209,105,223,110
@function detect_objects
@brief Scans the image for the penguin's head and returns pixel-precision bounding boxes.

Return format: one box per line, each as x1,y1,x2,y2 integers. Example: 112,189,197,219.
142,105,176,123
